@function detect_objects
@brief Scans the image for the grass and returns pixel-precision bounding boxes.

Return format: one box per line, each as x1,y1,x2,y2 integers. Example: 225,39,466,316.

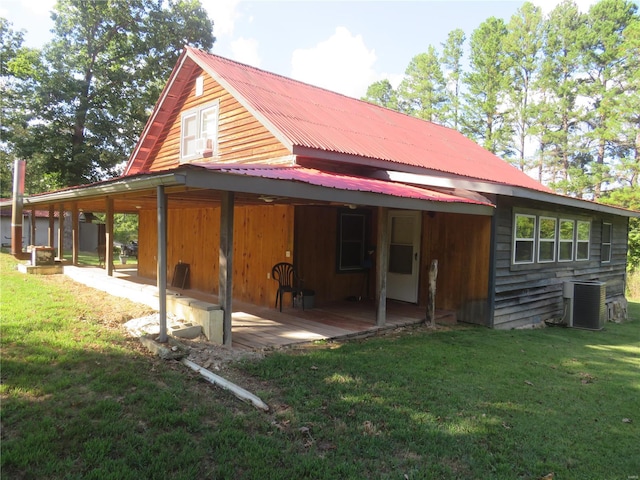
1,251,639,479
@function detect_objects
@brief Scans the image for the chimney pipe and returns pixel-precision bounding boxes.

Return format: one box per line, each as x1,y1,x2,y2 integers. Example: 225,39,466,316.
11,159,26,257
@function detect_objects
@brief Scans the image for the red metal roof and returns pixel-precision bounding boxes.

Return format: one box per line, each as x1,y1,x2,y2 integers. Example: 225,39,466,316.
186,47,551,193
191,164,493,206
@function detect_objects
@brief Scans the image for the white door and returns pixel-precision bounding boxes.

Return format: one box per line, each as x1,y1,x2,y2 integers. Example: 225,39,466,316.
387,210,422,303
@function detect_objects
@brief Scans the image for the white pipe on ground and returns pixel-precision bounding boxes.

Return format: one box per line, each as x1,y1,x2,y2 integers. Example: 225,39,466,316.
180,358,269,412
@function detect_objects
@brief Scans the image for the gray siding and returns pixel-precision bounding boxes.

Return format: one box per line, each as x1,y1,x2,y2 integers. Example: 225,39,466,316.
492,196,628,329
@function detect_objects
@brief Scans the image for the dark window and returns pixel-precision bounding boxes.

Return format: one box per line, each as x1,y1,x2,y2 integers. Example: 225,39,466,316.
602,223,612,263
337,210,369,272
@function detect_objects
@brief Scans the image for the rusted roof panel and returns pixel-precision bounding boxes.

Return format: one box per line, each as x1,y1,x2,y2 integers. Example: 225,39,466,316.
193,164,493,206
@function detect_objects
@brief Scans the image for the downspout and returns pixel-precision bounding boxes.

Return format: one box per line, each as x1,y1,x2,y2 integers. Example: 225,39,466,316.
11,160,26,257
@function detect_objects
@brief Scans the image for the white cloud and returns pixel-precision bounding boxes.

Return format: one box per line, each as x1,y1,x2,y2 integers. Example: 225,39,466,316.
230,37,261,68
200,0,241,38
291,26,379,98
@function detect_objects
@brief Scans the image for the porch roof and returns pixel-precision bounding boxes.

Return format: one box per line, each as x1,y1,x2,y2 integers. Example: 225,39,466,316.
2,164,495,216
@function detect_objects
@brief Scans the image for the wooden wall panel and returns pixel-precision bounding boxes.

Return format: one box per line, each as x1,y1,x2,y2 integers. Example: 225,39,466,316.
295,206,375,305
149,71,291,172
422,212,491,322
137,203,294,307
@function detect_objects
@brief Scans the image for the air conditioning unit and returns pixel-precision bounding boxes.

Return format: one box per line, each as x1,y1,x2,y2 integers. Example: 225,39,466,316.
562,280,606,330
195,137,214,155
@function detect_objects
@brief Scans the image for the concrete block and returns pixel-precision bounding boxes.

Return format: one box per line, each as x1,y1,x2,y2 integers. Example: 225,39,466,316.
170,324,202,339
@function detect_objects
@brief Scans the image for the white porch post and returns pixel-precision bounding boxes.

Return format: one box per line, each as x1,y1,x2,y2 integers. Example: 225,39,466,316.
57,203,65,260
105,198,114,275
71,202,79,265
376,206,389,327
219,191,234,347
157,185,168,343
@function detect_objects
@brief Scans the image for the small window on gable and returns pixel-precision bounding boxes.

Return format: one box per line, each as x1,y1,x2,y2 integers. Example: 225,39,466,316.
513,214,536,264
558,219,575,262
576,220,590,261
180,101,219,162
602,222,612,263
537,216,556,263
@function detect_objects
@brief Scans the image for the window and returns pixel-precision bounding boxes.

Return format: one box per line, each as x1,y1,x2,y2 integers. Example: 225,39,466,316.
180,101,219,161
337,210,369,272
513,214,536,264
602,223,612,263
537,217,557,263
576,220,590,261
558,219,575,262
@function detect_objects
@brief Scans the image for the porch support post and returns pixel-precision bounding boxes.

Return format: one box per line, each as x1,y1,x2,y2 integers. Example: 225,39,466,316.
375,207,389,327
48,205,55,247
57,203,64,261
71,203,79,265
157,185,168,343
219,191,234,347
105,198,114,276
30,207,36,246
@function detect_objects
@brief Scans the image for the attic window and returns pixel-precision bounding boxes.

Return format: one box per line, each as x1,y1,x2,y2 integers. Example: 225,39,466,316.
195,76,204,96
180,100,219,162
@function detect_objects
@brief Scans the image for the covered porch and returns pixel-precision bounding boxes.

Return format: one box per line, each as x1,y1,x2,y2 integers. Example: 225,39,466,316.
63,265,453,351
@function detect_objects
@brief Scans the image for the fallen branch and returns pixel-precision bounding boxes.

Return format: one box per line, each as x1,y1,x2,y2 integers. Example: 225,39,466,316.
180,358,269,412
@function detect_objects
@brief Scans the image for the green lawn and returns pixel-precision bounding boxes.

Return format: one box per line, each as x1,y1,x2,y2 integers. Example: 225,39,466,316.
1,252,638,479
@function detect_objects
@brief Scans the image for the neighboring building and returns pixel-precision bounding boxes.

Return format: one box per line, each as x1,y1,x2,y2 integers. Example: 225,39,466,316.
3,47,637,343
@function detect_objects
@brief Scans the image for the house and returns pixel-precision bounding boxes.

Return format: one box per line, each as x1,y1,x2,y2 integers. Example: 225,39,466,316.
4,47,637,344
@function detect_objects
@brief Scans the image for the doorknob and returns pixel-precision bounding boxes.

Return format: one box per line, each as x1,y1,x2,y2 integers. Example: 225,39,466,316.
414,252,418,260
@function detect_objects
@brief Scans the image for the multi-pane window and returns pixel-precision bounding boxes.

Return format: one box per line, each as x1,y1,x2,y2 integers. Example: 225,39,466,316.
538,217,557,263
180,101,219,161
602,223,612,263
558,219,575,262
576,221,591,261
513,212,592,265
513,214,536,264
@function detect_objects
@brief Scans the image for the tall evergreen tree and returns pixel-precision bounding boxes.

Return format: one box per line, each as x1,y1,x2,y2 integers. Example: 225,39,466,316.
462,17,512,157
503,2,544,172
580,0,639,199
361,79,398,110
397,47,448,124
440,29,465,130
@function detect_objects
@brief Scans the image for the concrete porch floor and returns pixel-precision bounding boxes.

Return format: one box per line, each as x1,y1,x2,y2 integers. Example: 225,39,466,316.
63,265,450,351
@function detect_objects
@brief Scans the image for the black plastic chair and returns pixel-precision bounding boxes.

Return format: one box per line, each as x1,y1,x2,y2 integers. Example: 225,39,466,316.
272,262,304,311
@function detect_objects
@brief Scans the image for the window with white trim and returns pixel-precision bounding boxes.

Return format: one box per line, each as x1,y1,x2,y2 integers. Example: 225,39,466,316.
558,219,575,262
180,101,219,162
513,214,536,264
602,223,612,263
576,220,591,261
537,216,557,263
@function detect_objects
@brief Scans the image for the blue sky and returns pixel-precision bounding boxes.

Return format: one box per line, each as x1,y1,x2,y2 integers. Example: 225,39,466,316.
2,0,603,98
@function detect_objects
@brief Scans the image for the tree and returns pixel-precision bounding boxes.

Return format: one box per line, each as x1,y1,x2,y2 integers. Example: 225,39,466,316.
579,0,639,199
361,79,398,110
397,47,448,123
7,0,214,191
461,17,512,157
537,0,587,195
503,2,545,173
440,29,466,130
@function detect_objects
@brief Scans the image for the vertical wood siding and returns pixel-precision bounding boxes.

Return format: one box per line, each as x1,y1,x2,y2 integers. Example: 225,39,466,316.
138,203,294,307
422,212,492,324
148,71,291,172
493,197,629,329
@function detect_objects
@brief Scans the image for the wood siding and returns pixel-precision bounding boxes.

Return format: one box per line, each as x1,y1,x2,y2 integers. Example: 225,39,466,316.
294,206,376,305
138,203,294,307
295,206,492,321
148,70,291,172
493,197,629,329
422,212,492,324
